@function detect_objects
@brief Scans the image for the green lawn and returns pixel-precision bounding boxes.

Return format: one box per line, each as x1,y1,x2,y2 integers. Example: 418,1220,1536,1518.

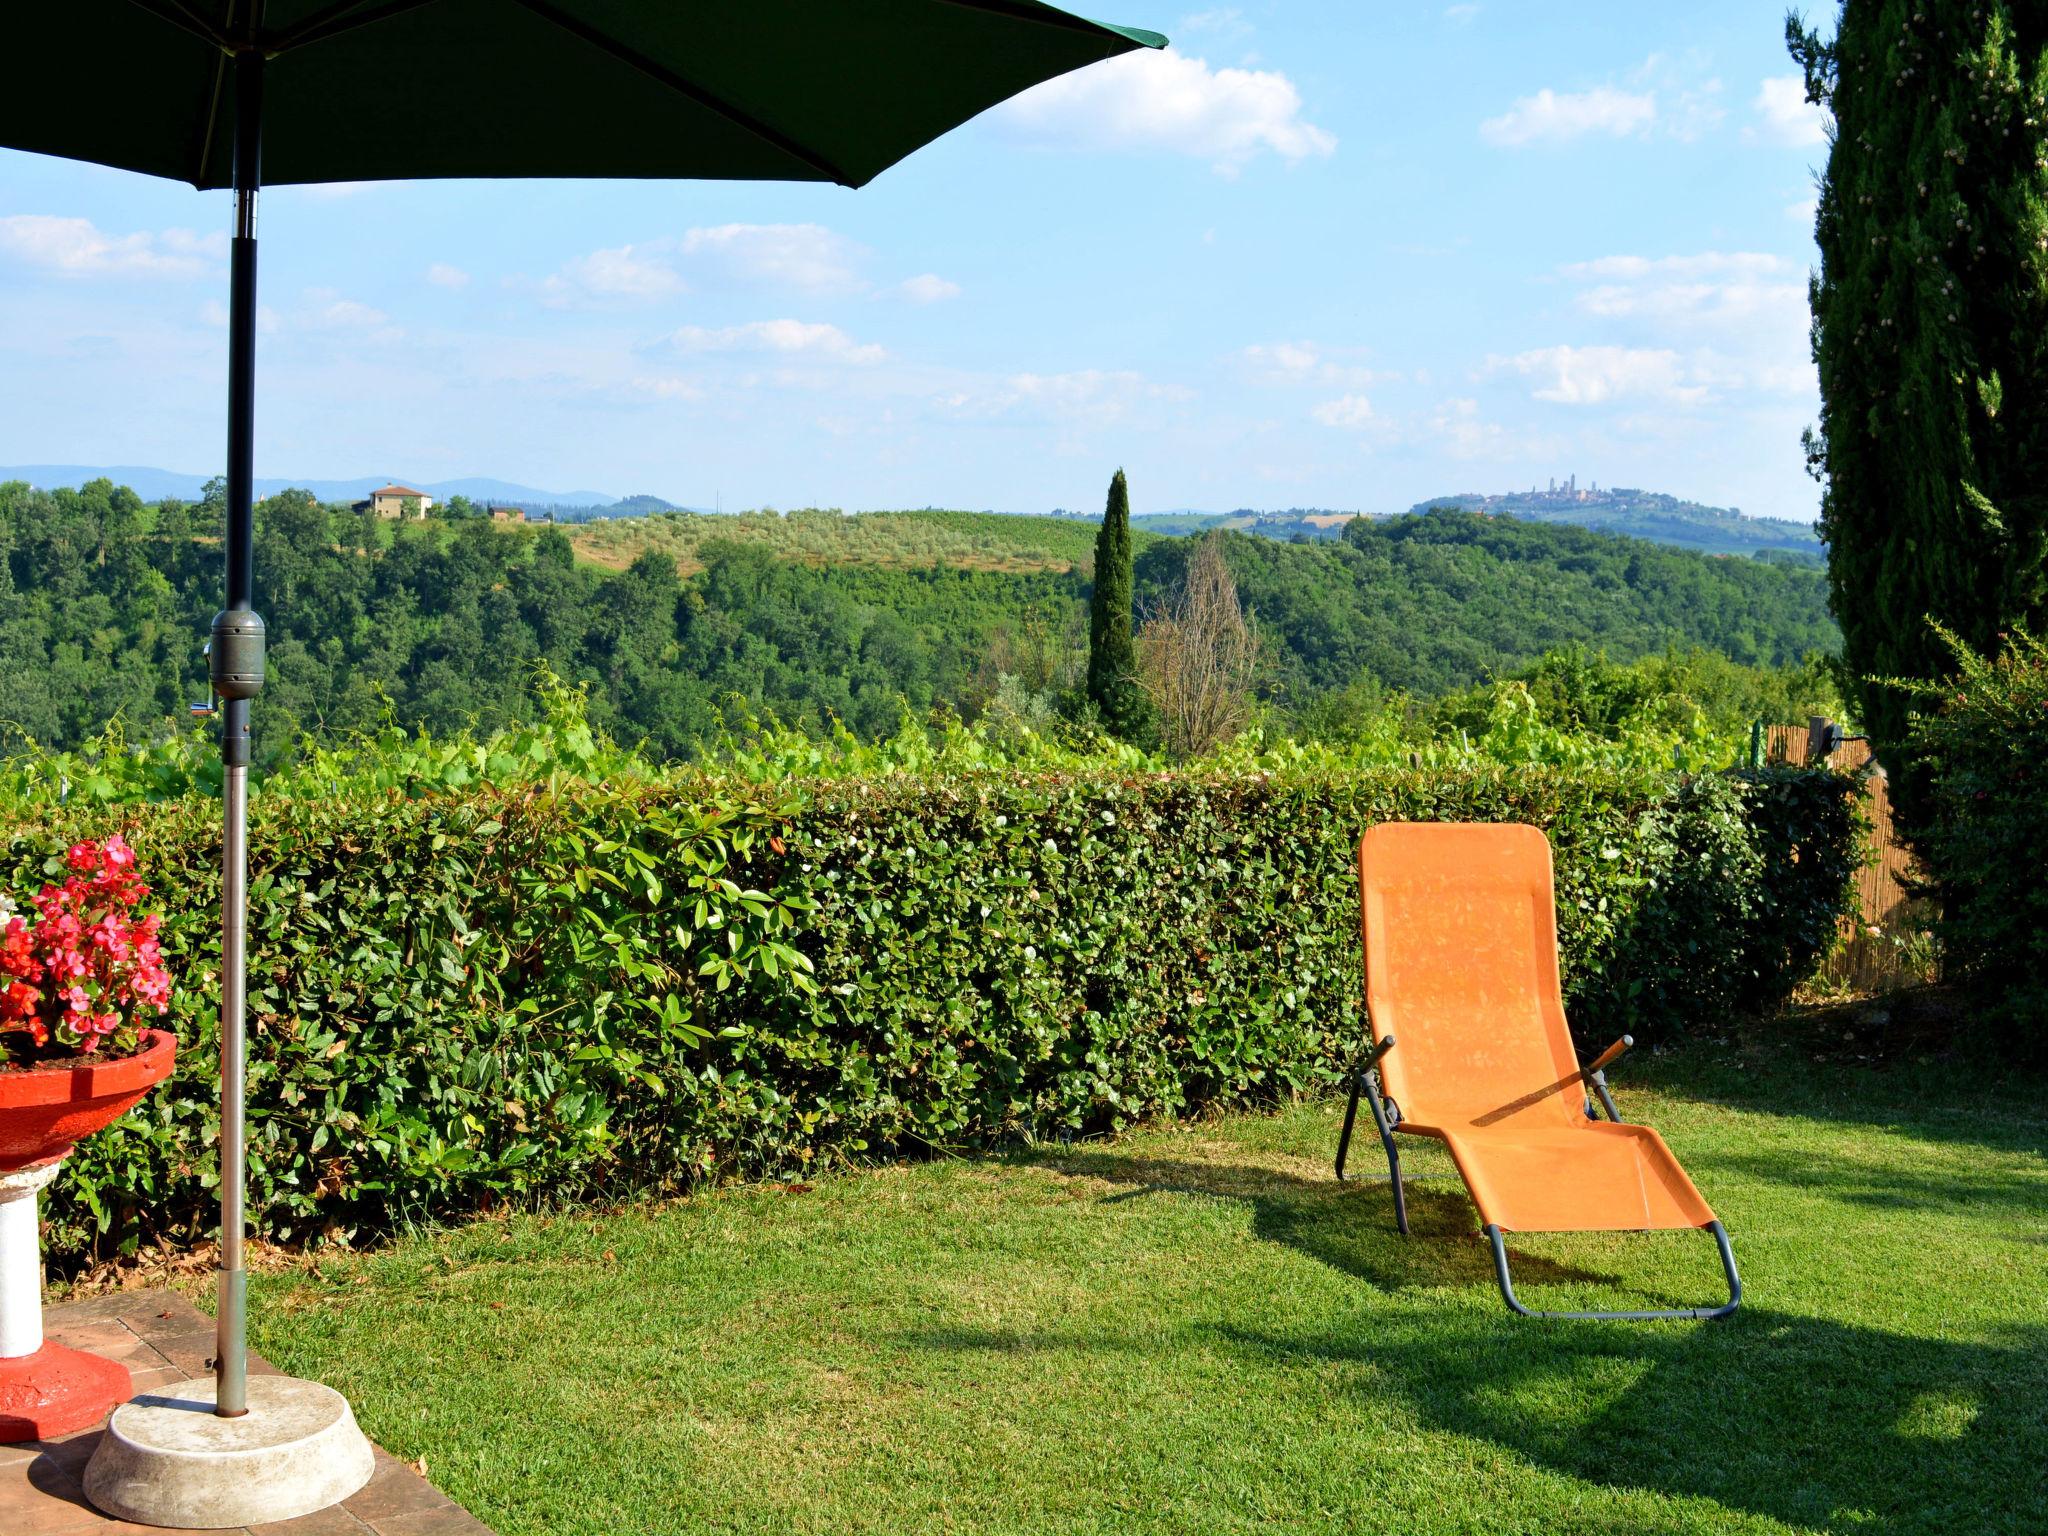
247,1037,2047,1536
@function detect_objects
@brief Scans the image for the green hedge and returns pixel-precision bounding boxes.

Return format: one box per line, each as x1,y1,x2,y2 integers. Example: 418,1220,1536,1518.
8,765,1856,1267
1908,631,2048,1057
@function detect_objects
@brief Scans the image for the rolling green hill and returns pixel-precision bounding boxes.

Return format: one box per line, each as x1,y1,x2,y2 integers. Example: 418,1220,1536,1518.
1402,488,1823,559
1133,490,1824,562
566,507,1127,575
0,480,1838,760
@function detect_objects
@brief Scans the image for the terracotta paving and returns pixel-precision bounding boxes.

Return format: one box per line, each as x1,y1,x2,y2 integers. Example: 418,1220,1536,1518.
0,1291,493,1535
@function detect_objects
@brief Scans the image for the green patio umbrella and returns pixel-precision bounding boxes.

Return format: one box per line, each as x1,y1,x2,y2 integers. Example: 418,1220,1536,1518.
0,2,1161,1516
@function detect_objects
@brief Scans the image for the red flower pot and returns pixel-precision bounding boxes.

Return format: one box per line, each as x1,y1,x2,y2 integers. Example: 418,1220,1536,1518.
0,1029,176,1441
0,1029,176,1174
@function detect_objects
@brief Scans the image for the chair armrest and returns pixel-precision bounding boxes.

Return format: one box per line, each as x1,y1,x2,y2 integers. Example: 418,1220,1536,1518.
1585,1034,1633,1076
1583,1034,1631,1122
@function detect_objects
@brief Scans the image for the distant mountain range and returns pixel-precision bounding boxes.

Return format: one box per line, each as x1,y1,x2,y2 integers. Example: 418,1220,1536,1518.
1133,489,1823,562
1,464,621,508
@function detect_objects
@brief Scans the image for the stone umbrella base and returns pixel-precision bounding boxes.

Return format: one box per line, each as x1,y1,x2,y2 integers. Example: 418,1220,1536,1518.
84,1373,375,1530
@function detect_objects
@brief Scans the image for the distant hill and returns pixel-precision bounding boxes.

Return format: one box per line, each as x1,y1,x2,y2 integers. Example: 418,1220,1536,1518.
0,465,620,508
1404,488,1822,560
566,507,1115,575
1131,492,1824,563
3,479,1839,759
1134,509,1359,540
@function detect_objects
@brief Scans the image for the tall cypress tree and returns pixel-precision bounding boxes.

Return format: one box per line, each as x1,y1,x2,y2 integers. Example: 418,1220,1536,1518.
1087,468,1141,736
1792,4,2048,810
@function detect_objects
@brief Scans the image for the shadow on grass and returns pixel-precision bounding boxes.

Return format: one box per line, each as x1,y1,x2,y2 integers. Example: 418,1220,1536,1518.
1709,1144,2048,1222
1036,1148,1660,1302
1634,1027,2048,1161
944,1143,2044,1532
1215,1311,2048,1535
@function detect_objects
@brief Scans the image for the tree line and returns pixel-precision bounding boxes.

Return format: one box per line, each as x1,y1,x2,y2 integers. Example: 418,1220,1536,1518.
0,475,1839,763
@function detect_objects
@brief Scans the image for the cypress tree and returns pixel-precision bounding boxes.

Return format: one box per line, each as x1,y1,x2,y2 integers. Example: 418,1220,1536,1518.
1792,4,2048,810
1087,468,1141,736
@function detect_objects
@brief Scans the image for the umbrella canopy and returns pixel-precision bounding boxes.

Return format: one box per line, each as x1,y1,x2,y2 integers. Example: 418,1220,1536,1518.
6,1,1163,189
0,0,1163,1455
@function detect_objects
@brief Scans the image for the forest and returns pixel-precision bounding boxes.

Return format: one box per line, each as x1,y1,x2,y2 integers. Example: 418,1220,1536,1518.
0,477,1841,761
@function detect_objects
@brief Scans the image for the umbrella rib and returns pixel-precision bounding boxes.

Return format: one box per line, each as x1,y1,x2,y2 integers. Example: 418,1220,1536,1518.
269,0,449,54
506,0,857,186
193,50,230,185
121,0,231,49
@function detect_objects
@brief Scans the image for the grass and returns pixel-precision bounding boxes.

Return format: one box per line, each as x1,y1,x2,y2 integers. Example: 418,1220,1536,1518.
244,1034,2046,1536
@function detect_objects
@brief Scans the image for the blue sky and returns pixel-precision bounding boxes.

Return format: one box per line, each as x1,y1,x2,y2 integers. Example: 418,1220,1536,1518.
0,2,1830,519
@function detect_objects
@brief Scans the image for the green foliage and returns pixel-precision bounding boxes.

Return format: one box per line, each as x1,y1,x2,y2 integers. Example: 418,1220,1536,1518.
1086,469,1146,738
0,481,1839,765
1898,628,2048,1054
1419,645,1846,748
1792,4,2048,807
1150,513,1839,708
9,695,1856,1269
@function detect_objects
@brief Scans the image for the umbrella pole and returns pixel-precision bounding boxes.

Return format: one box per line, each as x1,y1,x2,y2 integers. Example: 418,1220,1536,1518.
212,46,268,1422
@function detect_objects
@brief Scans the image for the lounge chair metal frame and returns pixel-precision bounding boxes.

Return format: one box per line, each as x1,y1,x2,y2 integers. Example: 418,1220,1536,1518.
1333,823,1742,1323
1338,1034,1741,1320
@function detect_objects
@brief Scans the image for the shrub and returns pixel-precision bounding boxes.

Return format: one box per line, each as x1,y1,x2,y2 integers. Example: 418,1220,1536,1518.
9,754,1856,1271
1903,629,2048,1056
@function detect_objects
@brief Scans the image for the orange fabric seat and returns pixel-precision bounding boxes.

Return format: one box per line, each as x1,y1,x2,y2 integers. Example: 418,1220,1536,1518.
1358,822,1717,1235
1423,1123,1715,1233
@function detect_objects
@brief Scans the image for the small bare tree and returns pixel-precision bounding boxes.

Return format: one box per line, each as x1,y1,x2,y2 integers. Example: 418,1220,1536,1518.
1136,531,1260,757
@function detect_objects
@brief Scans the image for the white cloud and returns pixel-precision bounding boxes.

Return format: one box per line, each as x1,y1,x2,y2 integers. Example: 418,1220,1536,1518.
0,215,223,278
426,263,471,290
680,223,864,293
899,273,962,304
934,369,1189,426
1482,56,1725,147
1566,253,1788,283
543,243,682,305
627,374,705,402
1180,7,1251,38
1481,86,1656,147
1562,252,1805,328
999,48,1335,175
293,288,404,343
1752,75,1827,148
1444,4,1481,24
1786,196,1819,226
1488,344,1708,406
1242,340,1393,389
1429,398,1511,459
1310,393,1377,429
1546,251,1814,399
670,319,885,364
310,296,390,330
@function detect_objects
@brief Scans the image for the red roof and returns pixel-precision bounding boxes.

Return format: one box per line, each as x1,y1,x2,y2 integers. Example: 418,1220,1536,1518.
372,484,426,497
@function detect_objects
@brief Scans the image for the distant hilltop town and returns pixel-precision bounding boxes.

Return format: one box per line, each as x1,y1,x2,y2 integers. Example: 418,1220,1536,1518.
1405,482,1826,560
1520,473,1611,503
1132,480,1824,562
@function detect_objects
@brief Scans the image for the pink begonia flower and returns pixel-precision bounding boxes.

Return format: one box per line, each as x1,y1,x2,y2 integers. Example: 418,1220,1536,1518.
2,837,173,1059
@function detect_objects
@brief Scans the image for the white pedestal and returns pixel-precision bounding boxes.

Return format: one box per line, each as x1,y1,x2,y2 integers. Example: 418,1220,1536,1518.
0,1161,59,1358
0,1158,134,1442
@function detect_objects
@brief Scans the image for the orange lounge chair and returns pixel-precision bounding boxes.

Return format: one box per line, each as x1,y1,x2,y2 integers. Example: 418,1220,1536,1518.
1334,822,1741,1320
